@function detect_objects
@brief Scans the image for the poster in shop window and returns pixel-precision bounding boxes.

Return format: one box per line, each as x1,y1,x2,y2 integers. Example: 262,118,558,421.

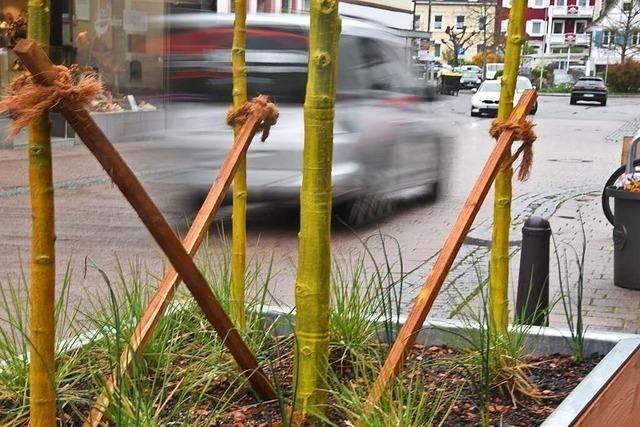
76,0,90,21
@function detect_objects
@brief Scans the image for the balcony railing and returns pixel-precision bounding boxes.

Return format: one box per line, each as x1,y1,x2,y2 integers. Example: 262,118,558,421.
550,5,594,17
548,33,590,45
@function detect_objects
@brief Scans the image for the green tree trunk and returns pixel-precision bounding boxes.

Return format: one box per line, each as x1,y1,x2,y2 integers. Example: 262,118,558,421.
489,0,527,334
292,0,341,419
230,0,248,328
27,1,56,425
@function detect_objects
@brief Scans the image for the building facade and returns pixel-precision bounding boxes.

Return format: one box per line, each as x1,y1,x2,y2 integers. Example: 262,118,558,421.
415,0,496,64
496,0,602,70
213,0,414,29
589,0,640,70
0,0,415,95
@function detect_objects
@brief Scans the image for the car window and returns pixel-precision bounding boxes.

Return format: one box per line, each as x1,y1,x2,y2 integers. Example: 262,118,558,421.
479,81,500,92
516,78,532,90
166,25,309,103
353,37,411,92
337,36,364,91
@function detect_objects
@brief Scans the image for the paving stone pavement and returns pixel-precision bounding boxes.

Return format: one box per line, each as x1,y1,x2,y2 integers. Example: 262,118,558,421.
403,178,640,335
2,95,640,336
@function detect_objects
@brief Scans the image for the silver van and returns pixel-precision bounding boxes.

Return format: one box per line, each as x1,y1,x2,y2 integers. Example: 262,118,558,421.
156,13,445,225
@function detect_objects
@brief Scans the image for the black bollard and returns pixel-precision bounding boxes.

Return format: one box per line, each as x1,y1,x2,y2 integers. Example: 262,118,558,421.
516,216,551,326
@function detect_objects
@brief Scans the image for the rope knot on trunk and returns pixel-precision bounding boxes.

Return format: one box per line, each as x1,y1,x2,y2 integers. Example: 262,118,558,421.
0,65,102,138
226,95,279,142
489,118,537,181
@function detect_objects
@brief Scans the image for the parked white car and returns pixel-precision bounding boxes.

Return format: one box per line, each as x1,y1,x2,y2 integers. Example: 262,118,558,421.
470,76,538,117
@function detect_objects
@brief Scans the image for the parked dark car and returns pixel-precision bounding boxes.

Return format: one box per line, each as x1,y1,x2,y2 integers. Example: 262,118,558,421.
570,77,608,106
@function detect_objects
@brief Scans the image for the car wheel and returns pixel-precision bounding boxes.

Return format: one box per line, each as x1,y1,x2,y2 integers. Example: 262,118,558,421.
601,98,607,106
338,194,394,228
415,181,440,203
570,97,577,105
530,103,538,115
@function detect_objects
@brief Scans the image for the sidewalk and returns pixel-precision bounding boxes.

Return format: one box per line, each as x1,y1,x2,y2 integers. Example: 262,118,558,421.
415,189,639,334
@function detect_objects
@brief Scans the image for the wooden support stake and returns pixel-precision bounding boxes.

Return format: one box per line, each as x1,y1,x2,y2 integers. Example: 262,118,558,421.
620,135,640,166
85,98,272,425
13,40,277,416
365,89,538,408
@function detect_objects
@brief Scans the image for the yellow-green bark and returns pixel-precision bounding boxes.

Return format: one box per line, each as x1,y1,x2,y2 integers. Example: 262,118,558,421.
230,0,248,329
27,1,56,425
293,0,341,418
489,0,527,334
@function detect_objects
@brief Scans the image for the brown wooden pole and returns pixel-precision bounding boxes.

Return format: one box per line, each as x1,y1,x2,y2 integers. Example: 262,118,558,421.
85,100,272,425
13,39,276,403
364,89,537,409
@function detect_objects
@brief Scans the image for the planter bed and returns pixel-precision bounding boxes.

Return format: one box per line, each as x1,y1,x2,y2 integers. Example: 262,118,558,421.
261,307,640,426
2,301,638,426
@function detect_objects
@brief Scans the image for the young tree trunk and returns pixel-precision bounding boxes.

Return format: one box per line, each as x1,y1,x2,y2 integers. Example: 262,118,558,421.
489,0,526,334
230,0,248,328
27,1,56,425
292,0,341,420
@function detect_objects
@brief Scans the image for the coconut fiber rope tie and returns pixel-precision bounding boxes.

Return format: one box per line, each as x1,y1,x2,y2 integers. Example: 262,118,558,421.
490,118,537,181
0,65,102,138
226,95,279,142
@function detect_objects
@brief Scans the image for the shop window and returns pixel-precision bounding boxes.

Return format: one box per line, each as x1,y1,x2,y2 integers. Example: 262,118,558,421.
257,0,272,12
129,60,142,82
128,35,146,54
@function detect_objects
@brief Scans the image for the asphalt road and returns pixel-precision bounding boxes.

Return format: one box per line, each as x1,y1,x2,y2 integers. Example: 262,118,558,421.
1,94,637,323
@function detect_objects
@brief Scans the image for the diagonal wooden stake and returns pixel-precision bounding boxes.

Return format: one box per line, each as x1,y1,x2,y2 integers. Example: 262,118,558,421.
83,93,274,426
13,40,277,418
365,89,538,409
84,114,273,424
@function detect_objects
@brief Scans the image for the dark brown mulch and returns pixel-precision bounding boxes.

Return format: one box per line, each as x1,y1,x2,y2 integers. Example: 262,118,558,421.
206,345,601,427
410,345,601,427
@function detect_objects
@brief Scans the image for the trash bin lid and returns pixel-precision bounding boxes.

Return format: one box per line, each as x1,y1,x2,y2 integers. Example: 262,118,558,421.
605,186,640,201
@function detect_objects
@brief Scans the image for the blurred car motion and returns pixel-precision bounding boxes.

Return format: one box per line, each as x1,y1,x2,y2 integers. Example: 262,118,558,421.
148,14,446,225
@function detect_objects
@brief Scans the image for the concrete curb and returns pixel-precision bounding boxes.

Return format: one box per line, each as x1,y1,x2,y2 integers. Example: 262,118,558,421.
263,305,640,426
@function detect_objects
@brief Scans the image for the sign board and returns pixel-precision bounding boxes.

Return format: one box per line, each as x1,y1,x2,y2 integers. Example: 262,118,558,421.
123,9,148,34
418,49,432,60
457,47,465,59
564,33,576,44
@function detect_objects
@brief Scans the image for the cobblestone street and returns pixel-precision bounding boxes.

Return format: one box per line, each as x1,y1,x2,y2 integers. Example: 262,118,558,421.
1,94,639,333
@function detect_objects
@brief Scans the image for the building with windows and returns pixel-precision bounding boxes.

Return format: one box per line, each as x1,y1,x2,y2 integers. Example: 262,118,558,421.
0,0,416,97
211,0,414,29
589,0,640,71
415,0,496,64
496,0,602,70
